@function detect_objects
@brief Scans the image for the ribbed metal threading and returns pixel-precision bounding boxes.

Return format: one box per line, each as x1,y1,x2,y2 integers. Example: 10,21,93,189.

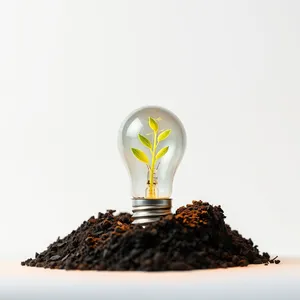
132,199,172,225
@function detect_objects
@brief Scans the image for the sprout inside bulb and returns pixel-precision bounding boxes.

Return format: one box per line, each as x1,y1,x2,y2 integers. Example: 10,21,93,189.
118,106,186,201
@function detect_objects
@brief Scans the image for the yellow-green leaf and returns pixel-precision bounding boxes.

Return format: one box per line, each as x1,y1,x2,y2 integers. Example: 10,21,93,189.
155,146,169,160
138,134,152,149
131,148,149,164
149,117,158,132
157,129,171,143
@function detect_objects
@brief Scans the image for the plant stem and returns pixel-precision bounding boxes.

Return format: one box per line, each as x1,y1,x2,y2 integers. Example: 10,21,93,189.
149,131,157,198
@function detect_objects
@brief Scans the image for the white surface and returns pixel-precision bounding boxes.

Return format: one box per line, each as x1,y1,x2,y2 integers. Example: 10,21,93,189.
1,259,300,300
1,0,300,263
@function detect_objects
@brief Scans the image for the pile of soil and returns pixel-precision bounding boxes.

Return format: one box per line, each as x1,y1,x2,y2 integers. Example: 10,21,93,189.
21,200,280,271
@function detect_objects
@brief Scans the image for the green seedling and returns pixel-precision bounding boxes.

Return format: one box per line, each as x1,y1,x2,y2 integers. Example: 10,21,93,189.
131,117,171,198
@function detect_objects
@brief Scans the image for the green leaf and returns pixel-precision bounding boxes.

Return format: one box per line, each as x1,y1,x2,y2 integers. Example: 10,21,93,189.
138,134,152,149
131,148,149,164
157,129,171,143
155,146,169,160
149,117,158,132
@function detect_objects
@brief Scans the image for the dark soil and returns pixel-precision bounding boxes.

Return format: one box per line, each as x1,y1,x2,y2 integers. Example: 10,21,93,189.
21,200,279,271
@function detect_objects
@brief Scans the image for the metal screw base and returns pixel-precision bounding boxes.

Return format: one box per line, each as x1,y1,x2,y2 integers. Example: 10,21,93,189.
132,199,172,225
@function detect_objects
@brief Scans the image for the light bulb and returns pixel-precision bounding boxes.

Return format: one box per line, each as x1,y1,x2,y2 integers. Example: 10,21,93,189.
118,106,186,225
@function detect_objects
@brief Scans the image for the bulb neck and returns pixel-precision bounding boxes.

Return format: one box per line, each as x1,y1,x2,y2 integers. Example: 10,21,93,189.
132,198,172,225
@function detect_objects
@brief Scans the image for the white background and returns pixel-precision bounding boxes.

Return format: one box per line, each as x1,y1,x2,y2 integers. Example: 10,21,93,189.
0,0,300,262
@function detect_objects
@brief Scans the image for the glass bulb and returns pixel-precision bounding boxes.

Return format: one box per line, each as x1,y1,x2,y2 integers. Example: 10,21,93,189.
118,106,186,202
